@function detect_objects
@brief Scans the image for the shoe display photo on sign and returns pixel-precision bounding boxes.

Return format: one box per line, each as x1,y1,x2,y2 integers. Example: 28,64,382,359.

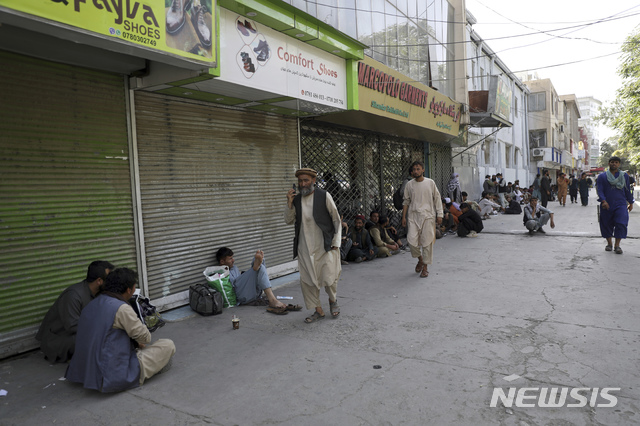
165,0,213,57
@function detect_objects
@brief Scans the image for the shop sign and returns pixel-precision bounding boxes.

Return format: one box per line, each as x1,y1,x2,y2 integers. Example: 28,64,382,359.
356,56,461,136
2,0,215,65
218,8,346,109
493,75,512,122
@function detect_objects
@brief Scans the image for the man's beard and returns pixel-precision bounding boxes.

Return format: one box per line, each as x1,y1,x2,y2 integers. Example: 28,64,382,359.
300,185,314,196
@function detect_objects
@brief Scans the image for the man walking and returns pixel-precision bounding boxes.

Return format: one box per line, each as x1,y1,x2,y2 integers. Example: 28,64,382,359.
523,197,555,235
540,170,552,207
285,168,342,323
596,156,635,254
557,173,569,206
401,161,443,278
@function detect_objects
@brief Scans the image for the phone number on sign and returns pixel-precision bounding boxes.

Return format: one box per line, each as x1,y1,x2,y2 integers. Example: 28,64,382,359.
122,31,158,46
301,90,344,105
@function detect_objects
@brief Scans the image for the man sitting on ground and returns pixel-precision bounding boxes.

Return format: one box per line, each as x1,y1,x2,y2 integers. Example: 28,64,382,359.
339,215,352,265
216,247,289,312
457,203,483,238
347,214,378,262
523,196,555,235
370,214,401,257
504,195,522,214
66,268,176,392
478,191,503,219
365,210,379,231
461,191,480,212
36,260,114,363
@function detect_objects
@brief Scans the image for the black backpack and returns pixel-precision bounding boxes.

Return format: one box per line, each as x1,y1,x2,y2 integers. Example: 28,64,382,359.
189,284,224,316
393,184,404,210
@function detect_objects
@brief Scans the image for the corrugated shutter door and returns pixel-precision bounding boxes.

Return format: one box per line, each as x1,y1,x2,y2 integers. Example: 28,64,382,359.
0,51,137,353
134,92,298,300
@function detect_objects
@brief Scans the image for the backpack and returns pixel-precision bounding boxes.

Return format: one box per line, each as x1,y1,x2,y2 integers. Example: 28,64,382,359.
393,181,406,210
189,283,224,316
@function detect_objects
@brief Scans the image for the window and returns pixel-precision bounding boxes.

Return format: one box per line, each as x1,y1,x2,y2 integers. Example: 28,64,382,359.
514,96,518,117
529,130,547,147
505,144,512,167
483,142,491,165
529,92,546,111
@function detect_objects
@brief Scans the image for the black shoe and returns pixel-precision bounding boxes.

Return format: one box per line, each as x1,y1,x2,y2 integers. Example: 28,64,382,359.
528,229,535,235
537,227,546,234
354,257,363,263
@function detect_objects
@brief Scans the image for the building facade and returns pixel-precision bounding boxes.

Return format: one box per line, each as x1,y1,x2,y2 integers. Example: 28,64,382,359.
558,94,583,175
453,11,530,200
577,96,602,167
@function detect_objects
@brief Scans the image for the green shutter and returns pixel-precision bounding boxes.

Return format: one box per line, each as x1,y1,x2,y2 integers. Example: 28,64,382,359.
0,51,137,356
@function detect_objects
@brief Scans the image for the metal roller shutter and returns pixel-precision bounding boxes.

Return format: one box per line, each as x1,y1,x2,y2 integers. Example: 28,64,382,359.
0,51,137,357
134,92,298,300
429,143,453,194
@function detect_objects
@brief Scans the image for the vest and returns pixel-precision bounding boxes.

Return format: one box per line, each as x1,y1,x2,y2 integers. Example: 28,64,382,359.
292,188,335,259
66,294,141,393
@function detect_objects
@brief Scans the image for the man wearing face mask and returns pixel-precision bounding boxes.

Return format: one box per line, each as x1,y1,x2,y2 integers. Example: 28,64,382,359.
285,168,342,323
596,156,635,254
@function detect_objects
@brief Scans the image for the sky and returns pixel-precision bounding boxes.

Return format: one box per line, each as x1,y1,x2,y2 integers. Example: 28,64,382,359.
465,0,640,141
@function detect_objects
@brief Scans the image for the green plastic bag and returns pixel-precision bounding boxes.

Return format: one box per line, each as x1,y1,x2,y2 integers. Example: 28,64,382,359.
203,266,237,308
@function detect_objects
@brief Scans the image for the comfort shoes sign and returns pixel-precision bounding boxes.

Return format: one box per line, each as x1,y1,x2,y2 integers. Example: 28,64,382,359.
1,0,216,66
218,8,347,110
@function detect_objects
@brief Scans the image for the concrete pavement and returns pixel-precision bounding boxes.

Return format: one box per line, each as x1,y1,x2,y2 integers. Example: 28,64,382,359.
1,188,639,426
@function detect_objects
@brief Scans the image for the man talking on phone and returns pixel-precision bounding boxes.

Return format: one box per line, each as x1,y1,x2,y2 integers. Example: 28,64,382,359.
284,168,342,323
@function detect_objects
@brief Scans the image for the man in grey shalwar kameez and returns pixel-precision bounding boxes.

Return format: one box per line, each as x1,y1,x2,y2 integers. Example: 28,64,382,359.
285,168,342,323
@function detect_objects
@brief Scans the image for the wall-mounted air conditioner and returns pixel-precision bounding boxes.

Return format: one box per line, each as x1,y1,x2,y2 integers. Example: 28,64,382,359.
533,148,544,157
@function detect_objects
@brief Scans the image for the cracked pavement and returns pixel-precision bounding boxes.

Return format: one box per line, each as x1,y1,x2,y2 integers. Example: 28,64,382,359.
1,189,639,425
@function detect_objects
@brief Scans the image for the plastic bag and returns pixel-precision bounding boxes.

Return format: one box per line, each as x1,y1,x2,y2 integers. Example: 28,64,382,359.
203,266,237,308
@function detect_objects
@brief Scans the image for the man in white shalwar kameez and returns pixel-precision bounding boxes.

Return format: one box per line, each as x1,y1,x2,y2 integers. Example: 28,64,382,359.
285,168,342,323
401,161,443,278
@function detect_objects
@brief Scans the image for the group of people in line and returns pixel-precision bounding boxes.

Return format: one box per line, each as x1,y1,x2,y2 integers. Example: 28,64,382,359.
33,157,635,394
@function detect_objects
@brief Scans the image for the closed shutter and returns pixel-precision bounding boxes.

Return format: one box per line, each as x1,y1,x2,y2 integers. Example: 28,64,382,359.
0,51,137,357
134,92,298,300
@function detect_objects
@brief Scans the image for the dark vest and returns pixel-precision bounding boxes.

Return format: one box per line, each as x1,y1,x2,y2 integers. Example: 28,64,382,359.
292,188,335,259
66,294,140,393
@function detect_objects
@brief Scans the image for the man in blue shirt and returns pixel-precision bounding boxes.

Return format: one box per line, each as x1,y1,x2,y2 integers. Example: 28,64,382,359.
596,156,635,254
216,247,290,313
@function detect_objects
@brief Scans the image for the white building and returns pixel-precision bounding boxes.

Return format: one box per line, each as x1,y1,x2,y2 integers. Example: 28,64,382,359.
452,10,530,200
577,96,602,167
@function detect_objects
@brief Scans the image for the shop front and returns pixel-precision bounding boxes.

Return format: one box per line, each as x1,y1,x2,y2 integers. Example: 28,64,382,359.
0,0,220,357
299,56,463,226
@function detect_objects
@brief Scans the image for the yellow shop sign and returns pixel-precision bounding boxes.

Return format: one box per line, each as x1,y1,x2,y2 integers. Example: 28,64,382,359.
357,56,461,136
1,0,215,65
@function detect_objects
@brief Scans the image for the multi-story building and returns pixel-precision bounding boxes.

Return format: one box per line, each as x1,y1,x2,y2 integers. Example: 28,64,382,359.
454,10,530,199
577,96,602,167
520,76,564,180
558,94,582,176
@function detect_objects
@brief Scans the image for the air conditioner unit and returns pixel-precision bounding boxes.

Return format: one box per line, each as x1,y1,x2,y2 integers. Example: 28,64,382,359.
533,148,544,157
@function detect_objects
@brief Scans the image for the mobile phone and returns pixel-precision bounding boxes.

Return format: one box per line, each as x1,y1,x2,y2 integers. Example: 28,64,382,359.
292,183,297,192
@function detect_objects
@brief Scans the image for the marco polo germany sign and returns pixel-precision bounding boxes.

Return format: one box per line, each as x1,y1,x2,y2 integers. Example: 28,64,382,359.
1,0,216,66
357,56,461,137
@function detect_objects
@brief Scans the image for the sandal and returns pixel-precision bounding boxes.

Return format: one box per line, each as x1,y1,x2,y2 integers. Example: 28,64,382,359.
266,306,288,315
614,246,623,254
329,300,340,318
420,265,429,278
304,311,325,323
415,260,424,273
285,304,302,311
605,245,613,252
